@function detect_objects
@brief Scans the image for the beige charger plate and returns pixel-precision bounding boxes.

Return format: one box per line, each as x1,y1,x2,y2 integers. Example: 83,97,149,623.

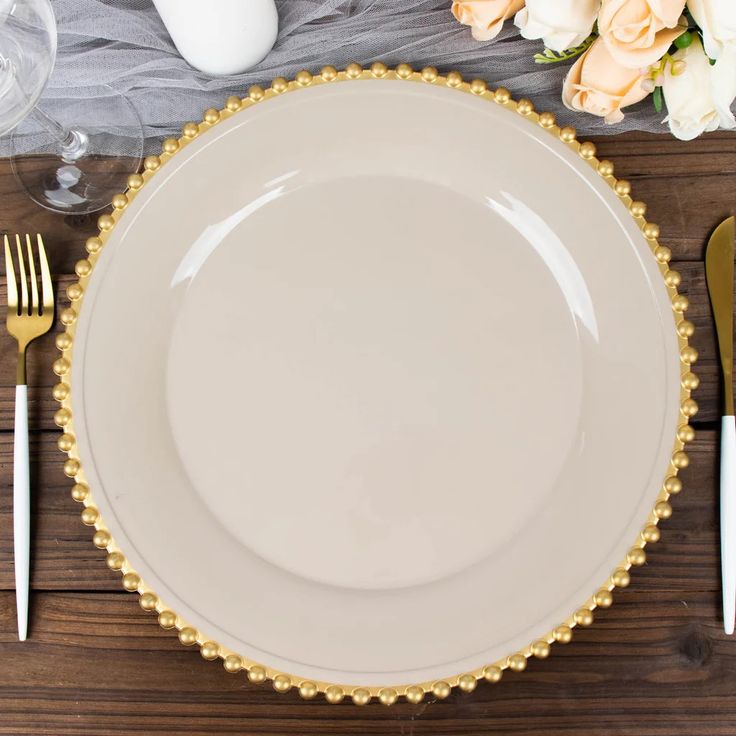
53,64,697,705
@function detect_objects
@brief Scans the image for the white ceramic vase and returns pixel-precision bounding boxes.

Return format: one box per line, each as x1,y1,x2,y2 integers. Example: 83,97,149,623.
152,0,278,76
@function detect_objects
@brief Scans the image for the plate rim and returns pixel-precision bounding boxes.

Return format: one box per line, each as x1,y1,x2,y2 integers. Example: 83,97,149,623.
51,63,698,706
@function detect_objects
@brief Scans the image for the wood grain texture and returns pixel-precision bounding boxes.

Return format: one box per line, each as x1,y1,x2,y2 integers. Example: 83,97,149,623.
0,131,734,735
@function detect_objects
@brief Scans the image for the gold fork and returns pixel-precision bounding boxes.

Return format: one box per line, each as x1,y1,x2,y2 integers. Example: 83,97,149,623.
3,234,54,641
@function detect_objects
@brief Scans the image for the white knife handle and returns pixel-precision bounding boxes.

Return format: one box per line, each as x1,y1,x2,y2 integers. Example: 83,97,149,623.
13,384,29,641
722,415,736,635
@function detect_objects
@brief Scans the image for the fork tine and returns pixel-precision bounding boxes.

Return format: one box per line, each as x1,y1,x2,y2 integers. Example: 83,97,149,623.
37,234,53,313
15,235,28,315
4,234,18,311
25,235,39,315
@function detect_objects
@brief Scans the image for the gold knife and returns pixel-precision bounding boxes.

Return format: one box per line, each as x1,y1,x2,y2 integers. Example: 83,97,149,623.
705,215,736,635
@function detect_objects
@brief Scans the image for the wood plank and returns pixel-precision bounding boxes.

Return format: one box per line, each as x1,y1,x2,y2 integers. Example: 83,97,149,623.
0,430,721,592
0,589,734,735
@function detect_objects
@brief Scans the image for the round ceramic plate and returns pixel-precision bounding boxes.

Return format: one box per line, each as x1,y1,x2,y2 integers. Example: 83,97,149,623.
55,66,694,704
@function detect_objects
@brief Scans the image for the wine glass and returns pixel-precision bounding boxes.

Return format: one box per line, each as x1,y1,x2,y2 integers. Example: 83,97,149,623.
0,0,143,214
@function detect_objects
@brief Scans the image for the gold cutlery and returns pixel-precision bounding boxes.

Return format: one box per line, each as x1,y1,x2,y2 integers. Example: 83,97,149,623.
3,233,54,641
705,215,736,635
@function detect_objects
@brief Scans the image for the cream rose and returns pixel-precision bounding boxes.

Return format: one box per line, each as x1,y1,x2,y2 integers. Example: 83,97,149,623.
562,36,650,123
598,0,686,68
688,0,736,60
514,0,600,52
663,37,736,140
451,0,525,41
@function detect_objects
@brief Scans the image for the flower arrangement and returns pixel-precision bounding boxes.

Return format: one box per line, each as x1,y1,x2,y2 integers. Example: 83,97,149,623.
450,0,736,139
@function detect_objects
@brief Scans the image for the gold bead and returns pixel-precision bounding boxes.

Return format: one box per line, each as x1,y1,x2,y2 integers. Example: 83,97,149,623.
271,77,288,93
161,138,179,155
203,108,220,124
325,686,344,703
470,78,487,95
655,245,672,263
106,551,124,571
346,63,363,79
67,283,83,301
143,155,160,171
111,193,128,210
507,653,527,672
421,66,438,83
614,179,631,196
225,96,242,112
247,86,264,103
351,688,370,705
676,319,695,339
58,433,75,452
672,295,689,312
122,572,140,591
457,674,477,692
248,666,266,684
594,589,613,607
681,398,698,417
655,500,673,520
516,98,533,115
483,665,503,682
406,685,425,702
628,547,646,566
446,70,462,87
559,126,576,142
64,458,80,477
200,641,219,660
397,63,414,80
60,308,76,326
53,382,70,401
598,160,614,176
574,608,594,626
75,259,92,277
158,610,176,628
370,61,388,78
682,371,699,390
643,222,660,239
295,70,312,86
642,524,660,543
182,122,199,138
56,334,73,352
531,640,551,658
139,592,158,611
612,568,631,587
299,682,317,699
673,450,689,469
178,627,197,646
432,681,451,698
494,87,511,103
54,407,71,425
553,625,573,643
92,529,110,548
86,236,103,254
127,173,144,190
223,655,242,673
681,346,698,364
665,269,681,287
71,483,88,502
320,65,338,82
665,476,684,494
579,141,596,159
97,214,114,231
273,675,291,693
538,111,555,127
378,688,398,705
630,200,646,217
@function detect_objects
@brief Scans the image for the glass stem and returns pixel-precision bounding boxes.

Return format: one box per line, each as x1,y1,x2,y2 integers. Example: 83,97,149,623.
29,106,88,162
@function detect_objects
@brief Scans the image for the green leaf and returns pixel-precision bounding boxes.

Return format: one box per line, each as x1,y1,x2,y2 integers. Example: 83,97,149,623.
533,33,596,64
653,85,663,113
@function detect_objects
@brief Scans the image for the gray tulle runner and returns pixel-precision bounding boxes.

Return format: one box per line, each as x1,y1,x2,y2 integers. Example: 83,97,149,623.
14,0,693,155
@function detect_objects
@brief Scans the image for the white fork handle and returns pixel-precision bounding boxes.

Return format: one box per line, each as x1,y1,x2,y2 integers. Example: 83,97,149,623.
14,384,29,641
722,415,736,635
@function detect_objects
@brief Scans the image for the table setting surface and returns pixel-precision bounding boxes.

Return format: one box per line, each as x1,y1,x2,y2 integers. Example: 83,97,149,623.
0,129,734,735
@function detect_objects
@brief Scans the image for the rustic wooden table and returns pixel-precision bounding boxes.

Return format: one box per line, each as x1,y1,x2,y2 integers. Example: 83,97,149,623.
0,132,735,735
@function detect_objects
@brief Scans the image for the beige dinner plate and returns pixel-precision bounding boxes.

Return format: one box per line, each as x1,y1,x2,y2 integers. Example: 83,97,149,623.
59,68,691,701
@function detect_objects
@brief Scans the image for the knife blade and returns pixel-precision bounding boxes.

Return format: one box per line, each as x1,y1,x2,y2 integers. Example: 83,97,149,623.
705,215,736,635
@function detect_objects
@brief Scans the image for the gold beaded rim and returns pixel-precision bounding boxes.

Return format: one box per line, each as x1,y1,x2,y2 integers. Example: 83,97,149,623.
53,63,697,705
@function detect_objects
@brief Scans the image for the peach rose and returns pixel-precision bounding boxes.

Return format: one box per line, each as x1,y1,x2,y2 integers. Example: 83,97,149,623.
451,0,525,41
562,37,650,123
598,0,686,68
